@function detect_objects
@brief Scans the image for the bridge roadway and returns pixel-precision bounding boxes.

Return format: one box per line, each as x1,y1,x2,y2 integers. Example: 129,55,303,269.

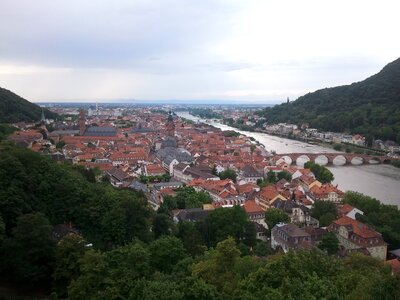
272,152,396,166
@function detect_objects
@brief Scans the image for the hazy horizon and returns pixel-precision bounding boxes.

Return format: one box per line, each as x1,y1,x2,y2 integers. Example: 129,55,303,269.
1,0,400,103
33,99,280,105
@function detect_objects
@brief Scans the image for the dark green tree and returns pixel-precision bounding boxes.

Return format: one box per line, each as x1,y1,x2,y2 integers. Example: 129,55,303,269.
264,208,290,230
3,213,55,288
149,236,186,273
152,213,175,238
318,232,339,255
197,206,252,247
304,161,334,183
219,169,237,183
192,237,241,292
67,250,109,299
277,171,292,182
311,201,338,227
54,234,87,297
266,170,277,183
177,221,206,256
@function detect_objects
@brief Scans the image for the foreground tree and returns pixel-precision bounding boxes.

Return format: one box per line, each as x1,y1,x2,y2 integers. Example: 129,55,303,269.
192,237,241,292
68,250,109,299
149,236,186,273
3,213,55,288
54,234,87,296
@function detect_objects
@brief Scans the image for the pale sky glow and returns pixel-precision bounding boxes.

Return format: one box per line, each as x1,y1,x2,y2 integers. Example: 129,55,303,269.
0,0,399,103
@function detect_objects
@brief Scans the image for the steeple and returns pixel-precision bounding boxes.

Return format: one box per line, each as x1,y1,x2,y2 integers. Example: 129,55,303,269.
40,109,45,124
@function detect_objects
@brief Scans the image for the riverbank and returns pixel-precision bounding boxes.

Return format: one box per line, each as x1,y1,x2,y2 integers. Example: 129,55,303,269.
189,112,392,157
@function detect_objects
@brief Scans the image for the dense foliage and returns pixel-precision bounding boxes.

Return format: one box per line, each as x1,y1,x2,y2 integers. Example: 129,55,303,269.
0,124,18,141
318,232,340,255
304,161,334,183
197,206,257,248
264,208,290,230
0,144,153,290
258,58,400,144
65,241,400,299
0,87,58,123
311,201,338,227
343,191,400,248
160,186,212,210
392,160,400,168
218,169,237,182
222,130,241,137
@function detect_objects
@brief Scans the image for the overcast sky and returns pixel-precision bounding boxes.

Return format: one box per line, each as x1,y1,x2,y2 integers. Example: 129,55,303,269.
0,0,399,103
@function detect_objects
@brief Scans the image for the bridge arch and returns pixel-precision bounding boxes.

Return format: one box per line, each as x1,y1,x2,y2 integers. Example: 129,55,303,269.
315,155,328,166
333,155,346,166
296,155,310,167
368,157,381,164
278,156,293,165
350,156,364,165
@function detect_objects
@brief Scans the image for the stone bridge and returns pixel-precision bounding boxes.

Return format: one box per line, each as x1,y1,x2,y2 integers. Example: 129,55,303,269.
272,152,396,166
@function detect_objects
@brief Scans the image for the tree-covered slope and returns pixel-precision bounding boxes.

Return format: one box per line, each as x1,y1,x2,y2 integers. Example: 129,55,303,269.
259,58,400,144
0,87,57,123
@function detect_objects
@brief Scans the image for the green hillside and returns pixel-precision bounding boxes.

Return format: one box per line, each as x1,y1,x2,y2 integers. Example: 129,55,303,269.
0,87,57,123
259,58,400,144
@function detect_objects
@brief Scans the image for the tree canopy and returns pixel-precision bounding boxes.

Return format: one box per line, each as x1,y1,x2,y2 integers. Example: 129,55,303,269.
219,169,237,182
304,161,334,183
311,201,338,227
264,208,290,230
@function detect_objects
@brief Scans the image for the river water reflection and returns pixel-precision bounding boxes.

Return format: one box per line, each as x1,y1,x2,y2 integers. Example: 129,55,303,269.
177,112,400,206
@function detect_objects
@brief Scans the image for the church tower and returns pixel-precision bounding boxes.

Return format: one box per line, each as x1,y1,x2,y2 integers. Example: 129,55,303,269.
79,109,86,135
166,110,175,137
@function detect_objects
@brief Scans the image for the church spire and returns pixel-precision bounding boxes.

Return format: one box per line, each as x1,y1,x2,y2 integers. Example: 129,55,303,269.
40,109,45,124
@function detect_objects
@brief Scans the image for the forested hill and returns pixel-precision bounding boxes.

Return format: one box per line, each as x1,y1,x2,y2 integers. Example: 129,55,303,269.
259,58,400,144
0,87,57,123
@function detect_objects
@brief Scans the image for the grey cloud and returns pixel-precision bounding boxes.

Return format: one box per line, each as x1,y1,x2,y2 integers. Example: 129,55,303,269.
0,0,235,69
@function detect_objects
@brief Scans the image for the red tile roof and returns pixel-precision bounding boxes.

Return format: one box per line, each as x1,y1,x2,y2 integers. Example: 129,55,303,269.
311,184,344,198
386,259,400,274
340,203,355,216
259,185,284,202
333,216,382,239
243,200,265,213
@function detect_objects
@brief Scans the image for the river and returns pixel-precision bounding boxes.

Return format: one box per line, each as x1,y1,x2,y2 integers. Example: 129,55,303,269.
177,111,400,206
